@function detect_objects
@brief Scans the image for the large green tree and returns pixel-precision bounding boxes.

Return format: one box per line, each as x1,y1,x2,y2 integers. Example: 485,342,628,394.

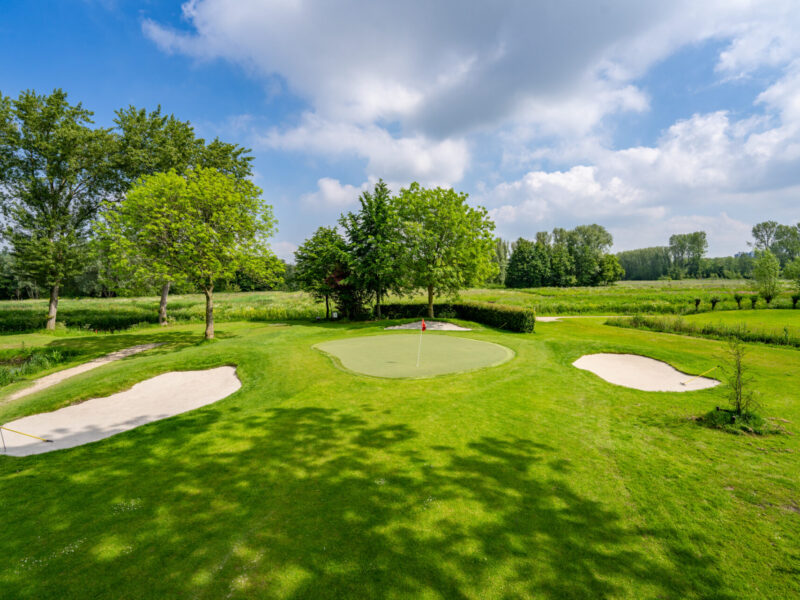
752,249,781,305
339,180,403,318
99,168,280,339
397,183,496,318
0,89,117,329
294,226,350,319
111,105,254,324
568,224,613,285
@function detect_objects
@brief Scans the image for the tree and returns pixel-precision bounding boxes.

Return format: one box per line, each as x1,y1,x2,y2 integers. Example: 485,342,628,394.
490,238,510,284
752,249,781,305
0,89,117,329
99,168,280,339
397,183,496,318
616,246,671,280
668,231,707,278
783,257,800,295
505,239,535,288
772,223,800,266
112,105,254,324
598,254,625,285
339,180,403,318
294,227,349,319
751,220,779,251
720,337,757,416
565,224,613,286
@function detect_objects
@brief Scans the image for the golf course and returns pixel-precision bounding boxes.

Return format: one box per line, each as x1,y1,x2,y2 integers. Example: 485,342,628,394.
0,305,797,599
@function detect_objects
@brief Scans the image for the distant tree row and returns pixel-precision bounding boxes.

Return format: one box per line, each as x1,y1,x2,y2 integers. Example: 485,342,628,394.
503,225,624,288
294,181,496,319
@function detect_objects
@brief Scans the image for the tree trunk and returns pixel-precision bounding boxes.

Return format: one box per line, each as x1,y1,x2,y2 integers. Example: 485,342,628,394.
427,285,434,319
204,286,214,340
325,294,330,319
46,284,59,330
376,289,382,319
158,282,171,326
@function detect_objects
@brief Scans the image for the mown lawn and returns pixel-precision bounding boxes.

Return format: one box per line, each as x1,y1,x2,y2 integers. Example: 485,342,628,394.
0,319,798,599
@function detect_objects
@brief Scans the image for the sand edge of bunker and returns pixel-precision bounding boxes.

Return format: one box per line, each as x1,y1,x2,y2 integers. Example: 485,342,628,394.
1,365,241,457
314,333,515,380
572,352,720,392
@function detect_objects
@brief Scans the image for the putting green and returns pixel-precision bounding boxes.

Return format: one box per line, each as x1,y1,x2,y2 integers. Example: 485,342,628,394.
315,334,514,379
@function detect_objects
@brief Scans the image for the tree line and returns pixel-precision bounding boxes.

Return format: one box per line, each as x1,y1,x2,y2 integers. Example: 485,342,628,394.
0,88,281,337
294,181,496,319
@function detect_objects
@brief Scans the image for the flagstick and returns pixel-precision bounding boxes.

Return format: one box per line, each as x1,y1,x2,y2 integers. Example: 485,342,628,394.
416,326,423,367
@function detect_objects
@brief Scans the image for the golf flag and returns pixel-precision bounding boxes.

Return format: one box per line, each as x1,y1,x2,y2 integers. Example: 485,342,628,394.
421,319,427,331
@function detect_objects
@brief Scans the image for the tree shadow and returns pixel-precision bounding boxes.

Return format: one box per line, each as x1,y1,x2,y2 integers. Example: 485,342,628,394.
0,406,736,599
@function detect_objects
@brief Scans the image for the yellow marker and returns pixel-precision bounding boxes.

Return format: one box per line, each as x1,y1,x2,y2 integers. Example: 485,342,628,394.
0,425,52,443
681,366,718,386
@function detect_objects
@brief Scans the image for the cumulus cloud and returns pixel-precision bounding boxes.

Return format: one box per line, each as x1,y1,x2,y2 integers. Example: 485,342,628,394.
143,0,800,254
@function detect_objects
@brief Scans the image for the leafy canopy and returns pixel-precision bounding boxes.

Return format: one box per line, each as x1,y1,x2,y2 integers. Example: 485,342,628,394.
98,168,281,293
0,89,117,288
397,183,496,304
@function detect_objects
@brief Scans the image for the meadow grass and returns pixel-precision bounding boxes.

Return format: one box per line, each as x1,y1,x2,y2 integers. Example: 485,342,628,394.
608,310,800,349
1,281,797,334
0,318,797,598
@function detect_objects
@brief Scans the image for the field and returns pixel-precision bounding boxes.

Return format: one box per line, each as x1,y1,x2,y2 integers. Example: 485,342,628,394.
1,280,797,334
0,312,798,598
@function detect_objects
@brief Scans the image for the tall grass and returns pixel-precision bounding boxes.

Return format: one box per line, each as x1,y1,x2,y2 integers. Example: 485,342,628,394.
0,347,78,386
606,314,800,349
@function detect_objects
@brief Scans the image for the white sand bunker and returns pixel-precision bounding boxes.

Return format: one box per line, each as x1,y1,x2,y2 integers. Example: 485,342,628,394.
385,320,471,331
1,366,240,457
6,344,161,402
572,353,719,392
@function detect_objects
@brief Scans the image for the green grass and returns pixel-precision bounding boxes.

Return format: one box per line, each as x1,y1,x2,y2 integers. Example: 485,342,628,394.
1,280,797,334
0,317,797,598
608,310,800,349
315,333,514,378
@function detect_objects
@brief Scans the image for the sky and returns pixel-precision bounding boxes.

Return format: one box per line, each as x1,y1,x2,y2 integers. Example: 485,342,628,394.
2,0,800,259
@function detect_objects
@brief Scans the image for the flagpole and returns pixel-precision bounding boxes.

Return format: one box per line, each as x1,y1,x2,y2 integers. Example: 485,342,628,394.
416,324,424,367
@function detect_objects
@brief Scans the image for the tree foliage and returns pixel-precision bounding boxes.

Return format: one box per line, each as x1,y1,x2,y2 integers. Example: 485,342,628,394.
339,180,404,317
0,88,117,328
294,226,350,319
98,168,280,338
397,183,496,318
752,249,781,304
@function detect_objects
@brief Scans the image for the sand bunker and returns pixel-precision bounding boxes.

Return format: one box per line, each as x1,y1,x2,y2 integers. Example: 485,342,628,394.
385,320,471,331
1,366,240,456
6,344,161,402
572,353,719,392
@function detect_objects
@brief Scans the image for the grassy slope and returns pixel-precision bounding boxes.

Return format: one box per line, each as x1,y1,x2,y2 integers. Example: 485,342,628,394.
0,320,797,599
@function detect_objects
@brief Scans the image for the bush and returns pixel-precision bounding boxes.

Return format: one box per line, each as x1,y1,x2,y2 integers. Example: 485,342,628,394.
733,292,743,309
699,408,774,435
710,296,720,310
380,302,535,333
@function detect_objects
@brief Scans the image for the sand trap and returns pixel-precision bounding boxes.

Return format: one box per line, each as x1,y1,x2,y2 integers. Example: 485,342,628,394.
537,316,612,322
1,366,240,456
572,353,719,392
6,344,162,402
385,320,471,331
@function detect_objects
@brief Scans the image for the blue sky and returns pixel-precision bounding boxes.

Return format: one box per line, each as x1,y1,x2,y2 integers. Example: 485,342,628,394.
3,1,800,258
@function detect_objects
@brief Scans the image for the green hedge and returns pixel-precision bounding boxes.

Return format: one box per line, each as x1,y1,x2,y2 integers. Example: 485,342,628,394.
380,302,535,333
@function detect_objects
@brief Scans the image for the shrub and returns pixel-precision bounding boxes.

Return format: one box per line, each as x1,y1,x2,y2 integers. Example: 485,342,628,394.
381,302,535,333
792,293,799,309
749,295,758,309
694,298,701,311
733,292,743,309
710,296,720,310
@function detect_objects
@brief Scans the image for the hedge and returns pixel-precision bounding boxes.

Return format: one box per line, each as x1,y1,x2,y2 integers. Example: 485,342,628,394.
380,302,535,333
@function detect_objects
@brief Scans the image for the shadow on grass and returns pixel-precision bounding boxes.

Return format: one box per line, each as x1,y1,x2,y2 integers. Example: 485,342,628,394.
0,406,734,599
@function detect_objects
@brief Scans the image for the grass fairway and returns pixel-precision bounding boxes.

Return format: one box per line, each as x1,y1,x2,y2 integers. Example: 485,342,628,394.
315,333,514,378
0,319,798,598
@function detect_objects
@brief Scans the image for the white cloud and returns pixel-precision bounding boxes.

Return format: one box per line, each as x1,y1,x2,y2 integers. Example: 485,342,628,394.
262,115,469,186
144,0,800,254
271,240,298,262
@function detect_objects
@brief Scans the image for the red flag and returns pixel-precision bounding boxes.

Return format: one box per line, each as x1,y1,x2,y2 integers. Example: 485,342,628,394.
421,319,427,331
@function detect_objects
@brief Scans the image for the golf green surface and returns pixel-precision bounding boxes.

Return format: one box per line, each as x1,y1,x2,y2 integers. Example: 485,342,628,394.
315,333,514,378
